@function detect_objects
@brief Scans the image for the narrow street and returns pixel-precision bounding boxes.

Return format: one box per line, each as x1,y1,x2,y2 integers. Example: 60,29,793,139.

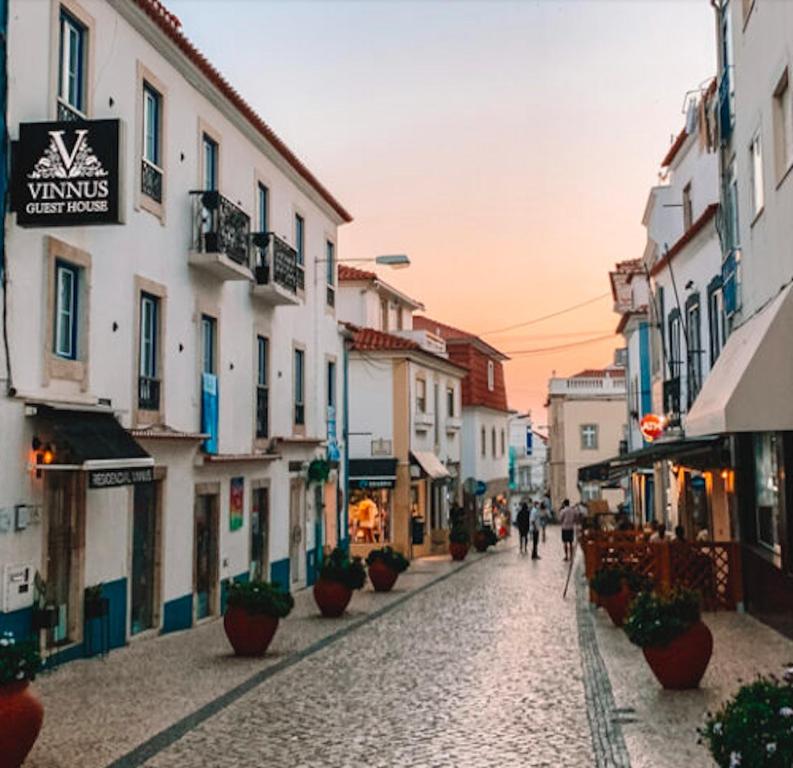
135,530,592,768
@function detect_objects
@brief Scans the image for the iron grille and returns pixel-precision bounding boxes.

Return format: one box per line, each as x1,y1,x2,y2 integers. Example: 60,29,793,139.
141,159,163,203
138,376,161,411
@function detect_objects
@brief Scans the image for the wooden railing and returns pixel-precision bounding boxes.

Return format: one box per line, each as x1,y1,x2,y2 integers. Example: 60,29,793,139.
581,531,743,611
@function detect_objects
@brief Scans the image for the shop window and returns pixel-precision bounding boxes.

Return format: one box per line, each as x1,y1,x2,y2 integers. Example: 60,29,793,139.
349,488,391,544
754,433,781,554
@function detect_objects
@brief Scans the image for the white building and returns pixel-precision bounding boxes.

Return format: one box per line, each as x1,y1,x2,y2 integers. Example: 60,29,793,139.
337,267,465,558
506,412,548,513
0,0,350,657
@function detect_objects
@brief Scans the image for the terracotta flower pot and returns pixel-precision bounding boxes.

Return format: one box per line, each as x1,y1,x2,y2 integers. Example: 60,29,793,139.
473,532,489,552
449,542,469,561
642,620,713,690
223,605,280,656
0,681,44,768
368,560,399,592
602,586,633,628
313,578,353,617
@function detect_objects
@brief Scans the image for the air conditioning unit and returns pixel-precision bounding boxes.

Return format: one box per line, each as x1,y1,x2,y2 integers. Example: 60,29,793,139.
1,564,35,613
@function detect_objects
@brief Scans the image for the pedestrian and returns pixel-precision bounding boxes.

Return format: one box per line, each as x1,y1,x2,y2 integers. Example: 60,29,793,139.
516,502,531,554
558,498,576,561
674,524,685,541
539,499,550,543
649,523,668,542
530,500,542,560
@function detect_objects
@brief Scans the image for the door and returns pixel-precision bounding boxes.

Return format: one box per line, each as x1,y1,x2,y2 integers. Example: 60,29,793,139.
250,487,269,582
194,493,219,621
131,482,158,635
289,479,304,586
45,472,81,647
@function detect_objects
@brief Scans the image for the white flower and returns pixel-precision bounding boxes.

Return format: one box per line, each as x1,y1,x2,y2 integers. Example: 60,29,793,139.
729,752,742,767
712,722,723,735
767,743,777,755
14,671,24,680
0,638,8,647
780,707,793,717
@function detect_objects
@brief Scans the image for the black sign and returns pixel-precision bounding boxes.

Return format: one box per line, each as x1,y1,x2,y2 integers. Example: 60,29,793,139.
350,478,395,490
88,466,154,489
12,119,121,226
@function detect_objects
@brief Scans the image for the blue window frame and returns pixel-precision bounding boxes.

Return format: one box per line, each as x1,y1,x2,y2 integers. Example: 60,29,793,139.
327,360,336,409
294,348,305,425
143,83,161,167
59,10,86,114
54,262,78,359
202,134,218,191
295,214,304,266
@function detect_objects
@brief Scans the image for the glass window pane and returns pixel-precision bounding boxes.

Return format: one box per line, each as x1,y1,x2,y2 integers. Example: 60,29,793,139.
203,136,217,191
326,241,334,285
295,215,304,264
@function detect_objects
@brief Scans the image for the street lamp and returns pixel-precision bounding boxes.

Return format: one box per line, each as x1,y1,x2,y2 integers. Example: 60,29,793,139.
314,253,411,268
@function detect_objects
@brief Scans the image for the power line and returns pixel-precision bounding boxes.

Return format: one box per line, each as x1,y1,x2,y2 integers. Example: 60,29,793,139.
504,333,616,356
478,292,611,336
487,329,614,341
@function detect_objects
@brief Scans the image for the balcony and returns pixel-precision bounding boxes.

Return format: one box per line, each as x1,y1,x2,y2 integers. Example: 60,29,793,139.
718,68,734,145
251,233,301,306
141,159,163,203
138,376,161,412
414,409,434,431
189,191,252,281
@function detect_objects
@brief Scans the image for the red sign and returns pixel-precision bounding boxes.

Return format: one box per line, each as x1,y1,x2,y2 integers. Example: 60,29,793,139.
639,414,665,442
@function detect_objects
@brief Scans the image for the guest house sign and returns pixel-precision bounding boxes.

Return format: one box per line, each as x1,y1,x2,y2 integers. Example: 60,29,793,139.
12,120,121,226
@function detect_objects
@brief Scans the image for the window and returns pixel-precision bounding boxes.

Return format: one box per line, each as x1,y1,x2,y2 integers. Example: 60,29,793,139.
416,378,427,413
708,282,726,365
491,427,496,458
753,433,781,554
668,312,682,379
686,298,702,406
256,336,268,438
397,308,405,331
54,262,78,359
201,315,216,375
750,132,764,216
294,349,305,426
295,215,304,266
500,429,505,456
327,360,336,410
682,183,693,230
58,10,86,116
487,360,495,391
139,294,160,410
326,241,335,307
141,83,163,203
773,70,793,182
257,183,269,233
581,424,598,450
447,386,455,417
380,298,389,331
202,134,218,191
480,427,486,457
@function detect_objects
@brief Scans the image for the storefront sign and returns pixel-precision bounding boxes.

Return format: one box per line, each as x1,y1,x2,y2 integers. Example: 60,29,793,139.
12,120,121,226
351,478,395,489
639,414,666,443
88,466,153,489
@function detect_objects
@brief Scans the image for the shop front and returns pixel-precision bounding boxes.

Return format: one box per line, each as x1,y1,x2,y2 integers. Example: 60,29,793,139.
410,452,451,557
348,458,397,558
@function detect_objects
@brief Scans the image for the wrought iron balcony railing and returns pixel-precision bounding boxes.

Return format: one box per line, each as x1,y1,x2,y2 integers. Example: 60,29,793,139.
56,100,83,122
326,285,335,307
256,386,269,439
190,190,251,266
252,232,299,294
663,377,681,425
138,376,161,411
141,159,163,203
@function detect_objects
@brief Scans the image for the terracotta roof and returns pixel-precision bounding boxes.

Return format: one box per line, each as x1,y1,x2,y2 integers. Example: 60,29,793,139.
132,0,352,224
348,326,421,352
650,203,719,277
413,316,508,361
571,368,626,379
338,264,377,282
661,126,689,168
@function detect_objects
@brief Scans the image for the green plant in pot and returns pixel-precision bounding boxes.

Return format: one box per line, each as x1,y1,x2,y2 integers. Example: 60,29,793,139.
223,581,294,656
473,525,498,552
623,588,712,689
0,632,44,767
314,547,366,617
590,566,637,628
701,669,793,767
366,547,409,592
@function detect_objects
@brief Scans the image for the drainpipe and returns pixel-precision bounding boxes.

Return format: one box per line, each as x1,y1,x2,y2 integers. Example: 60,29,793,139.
340,327,353,553
0,0,11,397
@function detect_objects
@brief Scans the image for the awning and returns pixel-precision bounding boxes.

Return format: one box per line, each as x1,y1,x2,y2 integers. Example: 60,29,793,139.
349,458,397,489
410,451,451,481
686,283,793,435
32,405,153,487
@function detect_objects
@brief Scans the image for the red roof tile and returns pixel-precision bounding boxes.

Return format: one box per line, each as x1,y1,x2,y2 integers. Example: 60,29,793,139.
338,264,377,282
133,0,352,224
571,368,626,379
661,127,689,168
348,326,421,352
649,203,719,277
413,316,507,360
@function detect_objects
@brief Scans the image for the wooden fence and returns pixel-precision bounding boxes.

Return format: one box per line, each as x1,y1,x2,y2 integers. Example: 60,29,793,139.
581,531,743,611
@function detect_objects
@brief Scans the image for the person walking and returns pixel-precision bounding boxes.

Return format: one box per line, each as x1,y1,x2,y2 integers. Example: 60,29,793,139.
539,499,550,543
530,500,542,560
558,498,576,561
516,502,531,554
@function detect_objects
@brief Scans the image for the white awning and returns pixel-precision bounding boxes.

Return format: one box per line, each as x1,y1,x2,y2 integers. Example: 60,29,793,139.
686,283,793,435
411,451,451,480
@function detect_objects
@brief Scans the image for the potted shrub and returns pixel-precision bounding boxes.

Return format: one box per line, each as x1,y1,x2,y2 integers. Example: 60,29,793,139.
223,581,294,657
701,670,793,767
314,548,366,617
366,547,409,592
473,525,498,553
623,588,712,690
590,566,631,627
449,524,471,561
0,631,44,768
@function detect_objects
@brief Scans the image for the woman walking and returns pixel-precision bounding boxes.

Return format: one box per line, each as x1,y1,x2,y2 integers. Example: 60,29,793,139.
516,502,531,555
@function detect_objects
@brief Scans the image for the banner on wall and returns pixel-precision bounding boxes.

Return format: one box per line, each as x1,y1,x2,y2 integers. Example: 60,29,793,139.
201,372,218,454
230,477,244,531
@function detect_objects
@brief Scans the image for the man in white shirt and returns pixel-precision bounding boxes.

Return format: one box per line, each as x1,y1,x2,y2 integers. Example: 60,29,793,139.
529,500,542,560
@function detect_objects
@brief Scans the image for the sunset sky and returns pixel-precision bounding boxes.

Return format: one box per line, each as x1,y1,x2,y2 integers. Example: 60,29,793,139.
170,0,716,424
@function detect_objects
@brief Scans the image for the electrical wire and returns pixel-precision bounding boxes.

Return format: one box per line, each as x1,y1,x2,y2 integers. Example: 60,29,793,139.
478,292,611,336
504,333,616,357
